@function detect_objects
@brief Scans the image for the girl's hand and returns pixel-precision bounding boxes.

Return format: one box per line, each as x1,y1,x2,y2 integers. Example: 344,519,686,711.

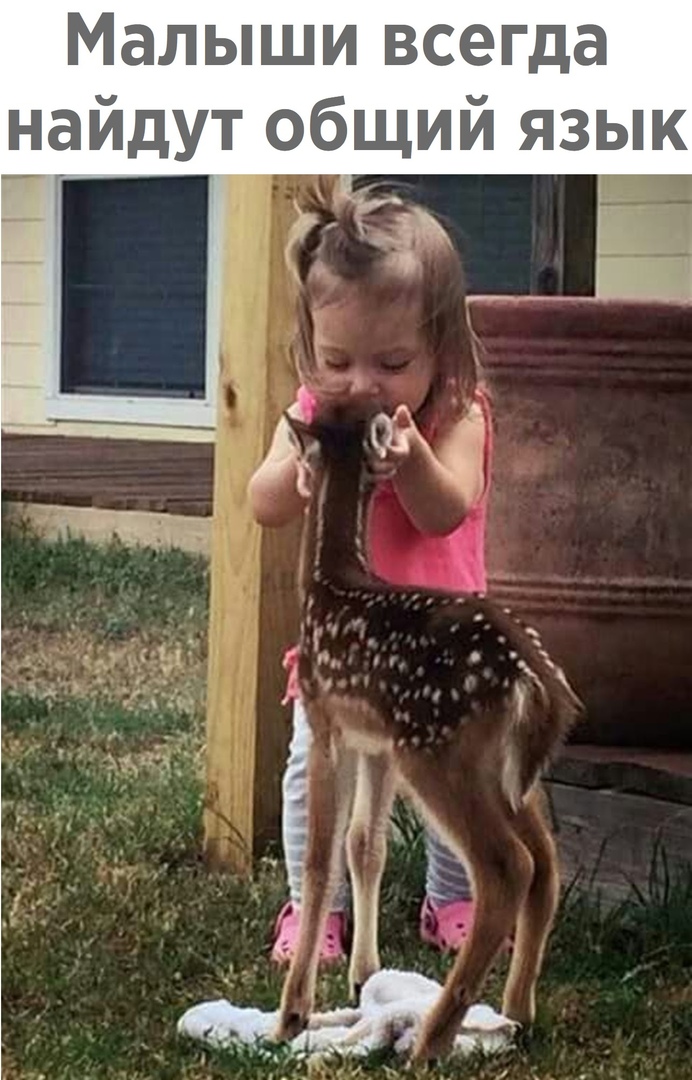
366,405,419,478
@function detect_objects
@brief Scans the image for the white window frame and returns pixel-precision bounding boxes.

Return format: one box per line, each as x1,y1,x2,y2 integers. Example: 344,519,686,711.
44,174,222,429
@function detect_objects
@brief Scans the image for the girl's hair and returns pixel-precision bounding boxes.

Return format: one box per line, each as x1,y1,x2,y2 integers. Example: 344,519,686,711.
285,176,482,426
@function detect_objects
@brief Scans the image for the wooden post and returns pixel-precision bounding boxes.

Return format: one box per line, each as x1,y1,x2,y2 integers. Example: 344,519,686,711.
204,175,313,873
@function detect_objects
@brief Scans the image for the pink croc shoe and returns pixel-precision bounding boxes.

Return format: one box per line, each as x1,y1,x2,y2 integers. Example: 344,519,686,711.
419,895,475,952
271,902,347,966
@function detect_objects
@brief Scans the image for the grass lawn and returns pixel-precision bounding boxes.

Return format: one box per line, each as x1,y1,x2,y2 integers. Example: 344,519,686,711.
2,526,692,1079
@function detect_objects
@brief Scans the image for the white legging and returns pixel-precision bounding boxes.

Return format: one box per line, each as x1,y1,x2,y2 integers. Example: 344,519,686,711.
282,701,473,912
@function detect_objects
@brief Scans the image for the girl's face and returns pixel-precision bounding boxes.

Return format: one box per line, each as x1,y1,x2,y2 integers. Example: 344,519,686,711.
311,284,435,416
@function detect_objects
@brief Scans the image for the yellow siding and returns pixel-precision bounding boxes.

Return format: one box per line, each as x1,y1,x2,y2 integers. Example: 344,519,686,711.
2,261,45,305
3,302,43,345
2,219,47,262
2,176,46,430
2,385,47,428
596,175,692,299
1,416,217,441
2,175,46,219
3,344,44,388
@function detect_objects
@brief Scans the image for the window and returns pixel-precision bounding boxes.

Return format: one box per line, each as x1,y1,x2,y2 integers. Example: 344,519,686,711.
47,176,221,427
353,175,595,296
405,175,534,294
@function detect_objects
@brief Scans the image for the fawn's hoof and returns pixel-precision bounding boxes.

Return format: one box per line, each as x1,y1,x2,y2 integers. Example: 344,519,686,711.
512,1021,533,1050
410,1023,457,1064
409,1044,447,1066
272,1010,308,1043
348,960,380,1006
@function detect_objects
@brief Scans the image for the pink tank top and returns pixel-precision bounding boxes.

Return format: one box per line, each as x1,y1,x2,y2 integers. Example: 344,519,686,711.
282,385,493,701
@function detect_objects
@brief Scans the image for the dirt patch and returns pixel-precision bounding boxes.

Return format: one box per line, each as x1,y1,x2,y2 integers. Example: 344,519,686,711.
2,625,206,715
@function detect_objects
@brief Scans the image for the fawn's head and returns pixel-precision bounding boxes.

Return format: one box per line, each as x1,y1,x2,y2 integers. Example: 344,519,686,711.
285,403,395,500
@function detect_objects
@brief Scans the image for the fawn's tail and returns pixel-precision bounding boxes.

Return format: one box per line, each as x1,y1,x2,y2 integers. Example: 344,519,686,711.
502,670,584,811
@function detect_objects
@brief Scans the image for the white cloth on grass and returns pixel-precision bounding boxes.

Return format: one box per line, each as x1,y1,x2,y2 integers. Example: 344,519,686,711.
177,968,517,1059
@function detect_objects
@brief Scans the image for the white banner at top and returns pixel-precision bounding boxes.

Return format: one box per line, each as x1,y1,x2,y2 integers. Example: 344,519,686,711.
1,0,690,173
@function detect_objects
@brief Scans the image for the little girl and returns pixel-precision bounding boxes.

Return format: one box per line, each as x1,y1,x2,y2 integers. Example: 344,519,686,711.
248,177,493,966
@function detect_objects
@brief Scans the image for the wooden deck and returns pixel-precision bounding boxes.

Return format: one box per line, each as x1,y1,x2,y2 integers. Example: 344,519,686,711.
2,433,214,517
547,745,692,902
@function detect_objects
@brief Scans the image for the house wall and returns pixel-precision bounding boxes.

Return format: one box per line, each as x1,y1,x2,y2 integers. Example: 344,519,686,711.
3,174,691,441
2,176,47,433
1,174,214,441
596,175,692,299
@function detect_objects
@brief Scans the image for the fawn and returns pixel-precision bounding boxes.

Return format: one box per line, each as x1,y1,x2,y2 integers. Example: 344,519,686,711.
274,401,582,1062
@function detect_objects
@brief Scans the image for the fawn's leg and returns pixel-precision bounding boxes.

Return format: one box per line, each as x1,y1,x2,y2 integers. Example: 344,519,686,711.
501,785,560,1025
274,723,356,1041
346,752,397,1000
397,750,534,1062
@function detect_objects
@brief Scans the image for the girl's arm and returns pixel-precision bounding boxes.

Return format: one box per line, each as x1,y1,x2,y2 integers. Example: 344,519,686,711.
247,402,307,527
389,402,486,536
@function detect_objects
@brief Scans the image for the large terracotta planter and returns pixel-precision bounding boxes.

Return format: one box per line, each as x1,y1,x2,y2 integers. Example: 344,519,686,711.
469,297,692,749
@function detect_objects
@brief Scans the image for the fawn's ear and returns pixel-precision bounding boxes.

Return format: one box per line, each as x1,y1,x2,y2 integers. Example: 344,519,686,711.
284,411,322,499
284,409,306,448
363,412,395,461
284,411,320,459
